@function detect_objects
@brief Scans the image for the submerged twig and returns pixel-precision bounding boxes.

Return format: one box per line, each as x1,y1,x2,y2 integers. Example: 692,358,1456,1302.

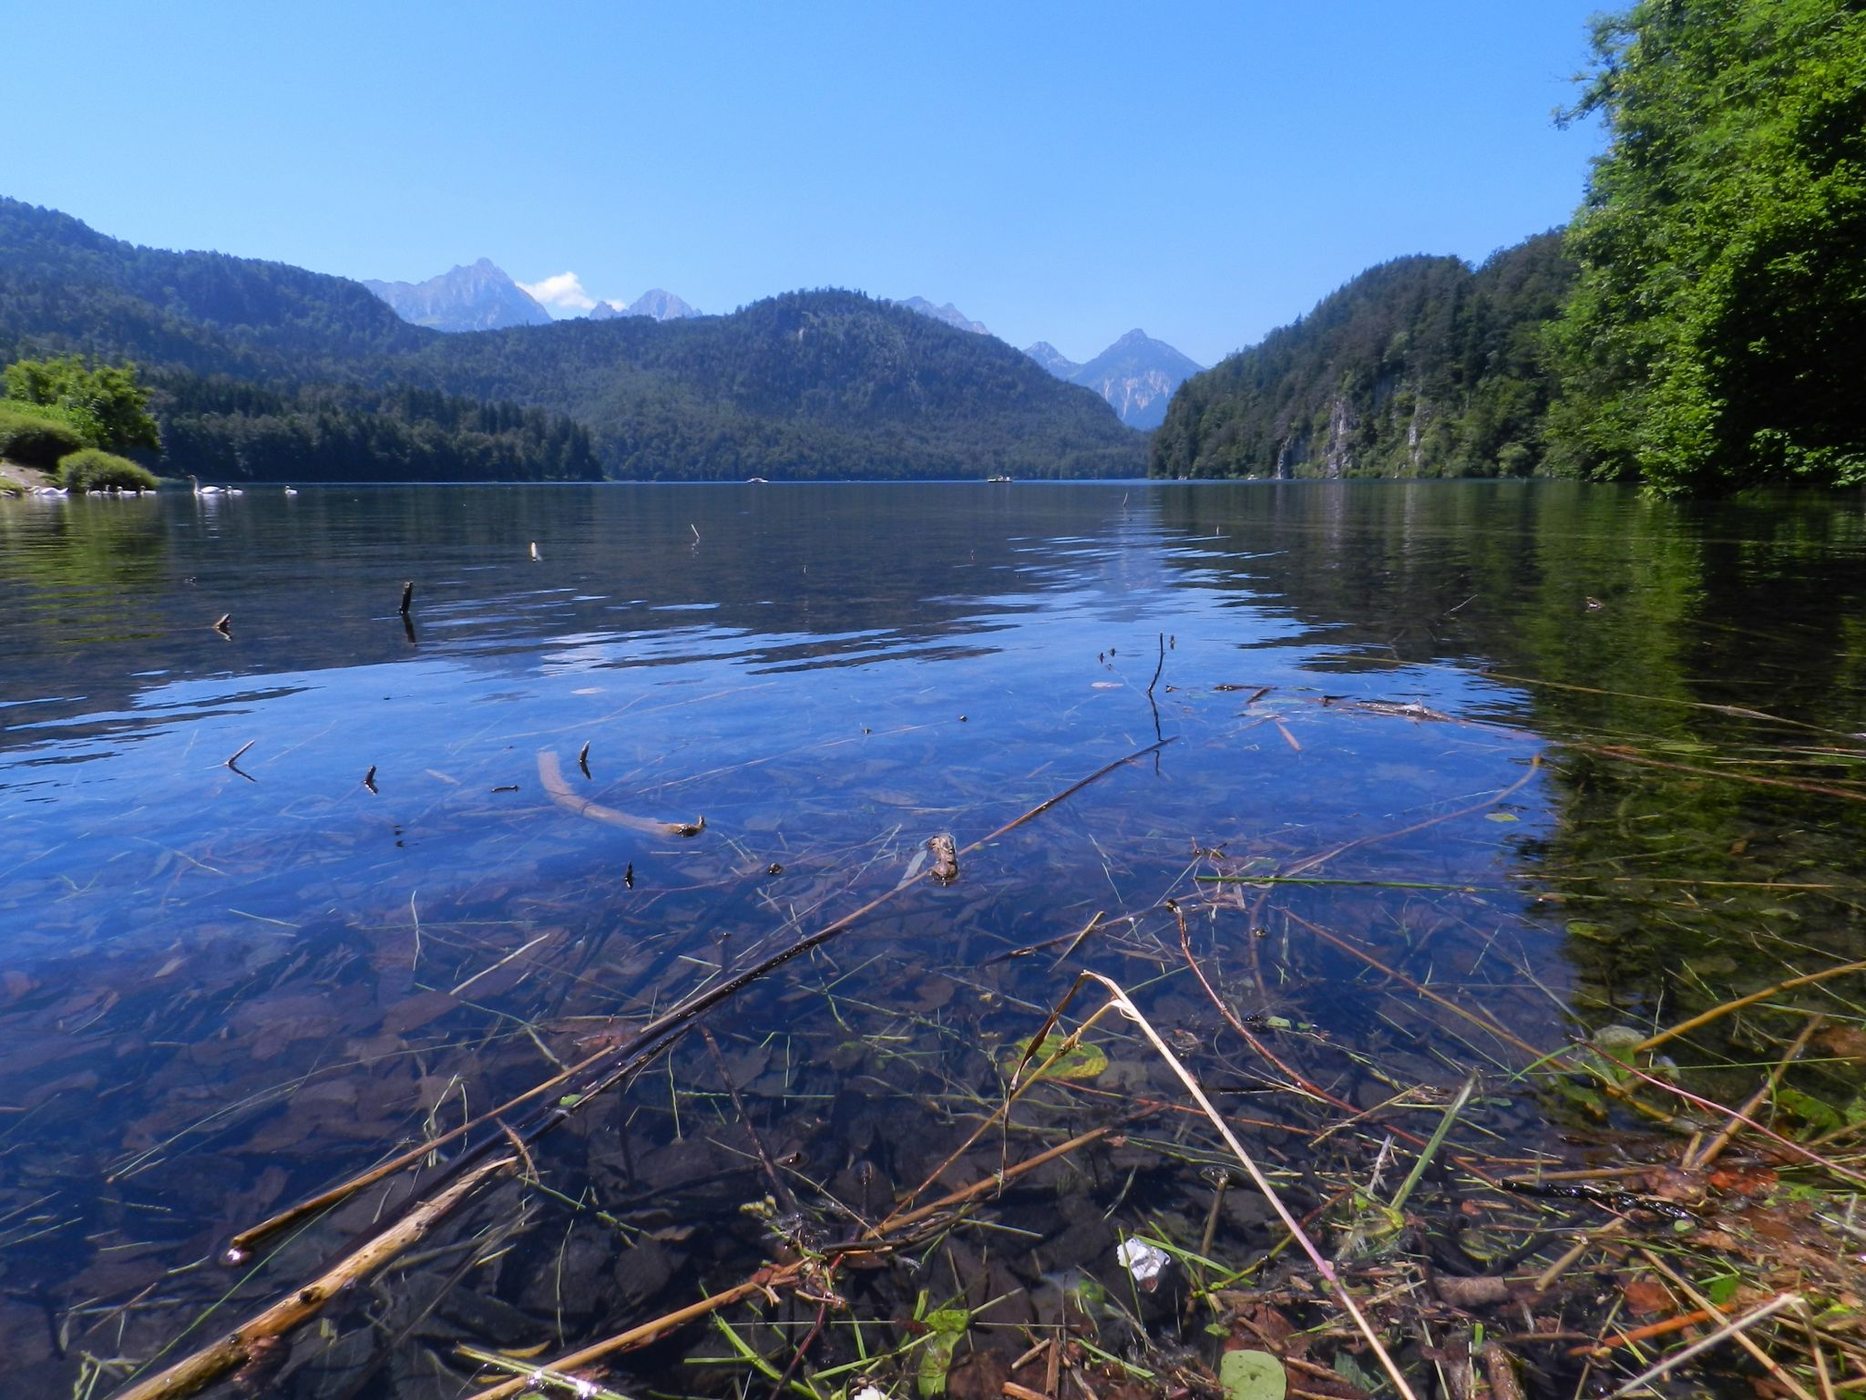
1687,1016,1822,1171
1573,742,1866,803
1613,1061,1866,1189
113,1155,515,1400
538,749,702,835
1277,756,1542,881
1633,958,1866,1055
473,1128,1111,1400
1073,971,1423,1400
229,738,1175,1257
1601,1294,1802,1400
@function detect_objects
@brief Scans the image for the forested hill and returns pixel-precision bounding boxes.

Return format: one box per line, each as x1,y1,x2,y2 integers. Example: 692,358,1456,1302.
1152,233,1574,480
0,198,427,376
0,199,1143,480
399,290,1145,478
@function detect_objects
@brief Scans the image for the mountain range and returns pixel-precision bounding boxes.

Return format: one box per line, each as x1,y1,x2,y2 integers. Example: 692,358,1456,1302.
891,298,1202,429
365,260,703,333
358,264,1196,431
892,297,990,336
363,259,553,331
1025,330,1203,430
0,197,1142,481
589,289,701,323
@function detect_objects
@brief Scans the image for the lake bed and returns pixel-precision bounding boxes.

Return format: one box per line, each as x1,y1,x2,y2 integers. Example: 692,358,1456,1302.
2,480,1862,1398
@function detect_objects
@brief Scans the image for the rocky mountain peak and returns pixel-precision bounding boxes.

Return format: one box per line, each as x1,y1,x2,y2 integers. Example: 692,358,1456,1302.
363,259,552,332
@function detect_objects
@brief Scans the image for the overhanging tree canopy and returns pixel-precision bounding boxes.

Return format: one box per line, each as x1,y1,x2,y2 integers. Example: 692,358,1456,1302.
1549,0,1866,494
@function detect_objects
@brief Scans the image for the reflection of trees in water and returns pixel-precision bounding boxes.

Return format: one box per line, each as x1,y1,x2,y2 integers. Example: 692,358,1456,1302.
0,485,1170,751
1153,480,1866,1031
0,498,170,645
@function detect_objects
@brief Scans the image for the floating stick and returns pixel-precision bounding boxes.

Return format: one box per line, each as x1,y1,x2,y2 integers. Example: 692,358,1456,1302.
398,581,413,617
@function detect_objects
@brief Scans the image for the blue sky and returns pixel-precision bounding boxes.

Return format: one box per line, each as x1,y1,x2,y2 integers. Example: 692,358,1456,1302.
9,2,1606,367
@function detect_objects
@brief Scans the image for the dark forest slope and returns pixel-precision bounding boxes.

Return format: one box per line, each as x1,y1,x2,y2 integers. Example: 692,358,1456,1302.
1152,233,1574,479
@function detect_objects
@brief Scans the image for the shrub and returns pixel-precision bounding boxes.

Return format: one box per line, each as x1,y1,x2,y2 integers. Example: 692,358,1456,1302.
0,403,87,468
3,355,161,453
57,447,160,491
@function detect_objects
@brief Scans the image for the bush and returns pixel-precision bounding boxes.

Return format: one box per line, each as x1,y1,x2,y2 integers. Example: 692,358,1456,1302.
0,403,87,468
3,355,161,453
56,447,160,491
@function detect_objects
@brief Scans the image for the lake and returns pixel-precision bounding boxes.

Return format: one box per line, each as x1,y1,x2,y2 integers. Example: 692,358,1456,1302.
2,480,1862,1398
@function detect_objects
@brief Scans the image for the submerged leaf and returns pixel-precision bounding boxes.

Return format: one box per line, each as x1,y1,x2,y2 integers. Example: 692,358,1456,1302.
916,1308,969,1398
1774,1086,1844,1134
1220,1348,1287,1400
1000,1034,1108,1082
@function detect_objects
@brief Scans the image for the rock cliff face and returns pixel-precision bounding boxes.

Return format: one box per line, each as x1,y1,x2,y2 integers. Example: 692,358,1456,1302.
363,259,552,332
590,289,701,322
1319,394,1357,478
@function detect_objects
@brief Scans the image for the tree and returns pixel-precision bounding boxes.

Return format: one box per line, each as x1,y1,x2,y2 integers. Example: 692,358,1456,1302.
1548,0,1866,494
2,354,162,453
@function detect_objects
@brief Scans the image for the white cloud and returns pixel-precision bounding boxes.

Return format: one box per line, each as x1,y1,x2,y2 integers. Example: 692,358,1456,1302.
518,271,597,313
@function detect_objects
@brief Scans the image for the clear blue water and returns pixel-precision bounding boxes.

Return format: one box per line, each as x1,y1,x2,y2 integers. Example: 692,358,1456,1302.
1,480,1861,1395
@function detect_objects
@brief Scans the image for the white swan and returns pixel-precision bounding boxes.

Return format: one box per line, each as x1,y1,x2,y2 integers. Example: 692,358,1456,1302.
188,474,225,496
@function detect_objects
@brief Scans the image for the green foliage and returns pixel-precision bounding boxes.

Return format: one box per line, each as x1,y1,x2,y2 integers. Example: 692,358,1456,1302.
0,401,87,466
55,447,159,491
1152,233,1574,480
3,354,161,452
1548,0,1866,493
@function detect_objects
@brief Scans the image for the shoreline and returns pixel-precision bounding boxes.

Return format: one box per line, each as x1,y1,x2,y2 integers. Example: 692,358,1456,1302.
0,458,56,491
